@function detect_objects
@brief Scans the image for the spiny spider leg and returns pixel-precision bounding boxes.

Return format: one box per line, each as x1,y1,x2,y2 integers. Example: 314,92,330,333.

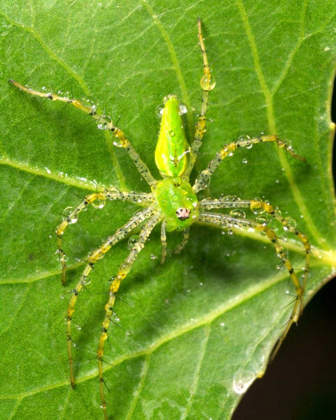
160,220,167,264
184,17,215,178
200,197,311,294
97,211,162,420
198,212,305,361
66,205,157,388
174,228,190,254
57,190,154,285
193,134,306,193
9,79,157,187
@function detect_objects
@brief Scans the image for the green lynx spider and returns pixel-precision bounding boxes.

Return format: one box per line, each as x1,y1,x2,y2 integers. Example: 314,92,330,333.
10,19,310,420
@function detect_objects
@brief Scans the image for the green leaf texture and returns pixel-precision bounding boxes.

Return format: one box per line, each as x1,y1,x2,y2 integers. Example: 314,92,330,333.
1,1,336,419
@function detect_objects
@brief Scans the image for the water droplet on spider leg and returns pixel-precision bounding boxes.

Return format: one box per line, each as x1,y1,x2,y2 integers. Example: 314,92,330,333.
223,195,241,202
200,74,216,90
230,209,246,218
255,215,268,225
227,229,233,235
127,235,139,250
233,370,255,394
62,206,78,224
285,217,297,228
238,134,251,146
252,197,266,215
92,199,106,209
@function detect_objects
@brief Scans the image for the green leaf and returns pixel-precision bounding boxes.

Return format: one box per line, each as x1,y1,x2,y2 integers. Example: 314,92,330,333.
1,1,336,419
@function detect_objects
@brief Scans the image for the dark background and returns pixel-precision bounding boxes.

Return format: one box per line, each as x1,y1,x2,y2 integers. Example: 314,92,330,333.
233,83,336,420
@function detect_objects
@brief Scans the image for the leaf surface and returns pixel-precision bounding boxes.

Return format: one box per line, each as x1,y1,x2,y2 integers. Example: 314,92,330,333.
1,1,336,419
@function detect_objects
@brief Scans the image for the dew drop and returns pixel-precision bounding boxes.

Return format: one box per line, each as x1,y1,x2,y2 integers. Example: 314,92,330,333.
256,215,268,225
169,130,175,137
179,104,188,115
200,74,216,90
113,141,123,148
230,209,246,218
127,235,139,250
233,370,255,394
252,198,266,215
285,217,297,228
156,105,164,117
242,158,248,164
238,134,250,145
223,195,240,202
92,199,106,209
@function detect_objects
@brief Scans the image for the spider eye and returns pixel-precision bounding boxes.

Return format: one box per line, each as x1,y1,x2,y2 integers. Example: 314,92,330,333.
176,208,191,221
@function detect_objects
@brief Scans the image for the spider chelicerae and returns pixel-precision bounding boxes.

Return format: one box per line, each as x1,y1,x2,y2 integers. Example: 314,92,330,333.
10,18,310,420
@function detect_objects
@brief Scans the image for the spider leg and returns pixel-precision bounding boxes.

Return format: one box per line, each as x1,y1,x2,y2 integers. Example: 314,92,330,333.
200,197,310,294
97,212,162,420
174,228,190,254
9,80,157,187
57,189,154,285
198,212,306,362
161,220,167,264
184,18,215,178
66,205,158,388
193,135,306,193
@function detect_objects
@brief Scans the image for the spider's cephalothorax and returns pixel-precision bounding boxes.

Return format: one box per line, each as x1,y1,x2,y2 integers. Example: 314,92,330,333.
10,18,311,420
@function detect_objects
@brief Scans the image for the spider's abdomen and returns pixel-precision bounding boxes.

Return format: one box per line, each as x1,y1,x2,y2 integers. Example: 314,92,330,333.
155,95,190,178
155,178,199,232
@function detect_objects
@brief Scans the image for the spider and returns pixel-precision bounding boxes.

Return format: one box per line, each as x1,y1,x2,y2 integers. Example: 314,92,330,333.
10,18,310,420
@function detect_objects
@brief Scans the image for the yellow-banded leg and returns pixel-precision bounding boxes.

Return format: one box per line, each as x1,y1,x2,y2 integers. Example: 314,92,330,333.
66,205,157,388
198,212,307,362
193,135,306,193
97,212,162,420
184,18,216,178
160,220,167,264
9,80,157,188
57,189,154,285
200,197,310,294
174,228,190,254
